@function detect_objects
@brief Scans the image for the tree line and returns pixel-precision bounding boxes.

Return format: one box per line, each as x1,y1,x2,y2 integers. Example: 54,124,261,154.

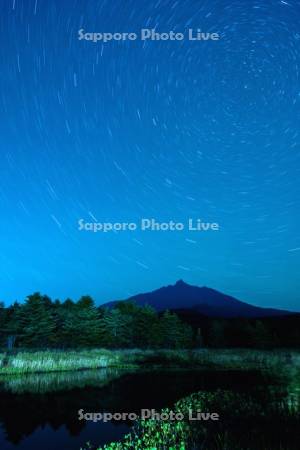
176,309,300,349
1,293,299,350
0,293,194,349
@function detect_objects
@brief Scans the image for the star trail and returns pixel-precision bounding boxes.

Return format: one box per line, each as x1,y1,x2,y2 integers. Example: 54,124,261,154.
0,0,299,310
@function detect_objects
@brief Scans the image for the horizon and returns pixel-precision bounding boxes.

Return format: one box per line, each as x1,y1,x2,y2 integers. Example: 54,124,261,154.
1,0,300,312
2,279,299,313
1,3,300,450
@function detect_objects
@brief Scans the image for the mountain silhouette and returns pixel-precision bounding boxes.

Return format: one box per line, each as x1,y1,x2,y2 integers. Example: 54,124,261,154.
103,280,293,318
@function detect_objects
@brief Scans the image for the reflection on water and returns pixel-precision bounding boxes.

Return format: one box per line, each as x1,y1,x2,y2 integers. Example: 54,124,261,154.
0,368,125,394
0,368,298,450
286,367,300,409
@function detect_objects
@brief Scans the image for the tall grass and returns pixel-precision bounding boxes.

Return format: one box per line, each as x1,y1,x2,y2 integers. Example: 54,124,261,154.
0,349,124,374
0,348,299,375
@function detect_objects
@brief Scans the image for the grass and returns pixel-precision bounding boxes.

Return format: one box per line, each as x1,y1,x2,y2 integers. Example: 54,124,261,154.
0,348,299,449
0,349,125,374
0,348,299,375
90,388,300,450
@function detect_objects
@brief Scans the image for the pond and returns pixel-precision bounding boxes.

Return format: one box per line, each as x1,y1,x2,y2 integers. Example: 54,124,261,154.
0,368,297,450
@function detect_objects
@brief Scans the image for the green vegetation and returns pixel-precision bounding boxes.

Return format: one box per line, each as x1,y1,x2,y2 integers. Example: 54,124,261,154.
0,295,193,349
0,349,125,375
1,292,299,450
91,388,300,450
1,294,299,352
0,348,299,375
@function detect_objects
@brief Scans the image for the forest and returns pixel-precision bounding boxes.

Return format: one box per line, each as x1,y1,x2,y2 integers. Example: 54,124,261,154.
0,293,299,349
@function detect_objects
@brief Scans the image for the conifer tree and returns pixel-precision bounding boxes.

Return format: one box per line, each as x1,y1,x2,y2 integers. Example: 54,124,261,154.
20,293,56,347
62,296,101,347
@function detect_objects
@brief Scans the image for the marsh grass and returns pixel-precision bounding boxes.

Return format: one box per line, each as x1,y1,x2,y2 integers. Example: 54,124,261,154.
93,389,300,450
0,348,299,375
0,348,299,449
0,349,124,374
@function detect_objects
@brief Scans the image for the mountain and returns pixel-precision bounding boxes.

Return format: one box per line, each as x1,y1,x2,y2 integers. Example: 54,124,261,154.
103,280,294,318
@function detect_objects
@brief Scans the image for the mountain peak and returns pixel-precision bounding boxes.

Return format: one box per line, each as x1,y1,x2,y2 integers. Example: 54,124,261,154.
103,281,293,318
175,279,187,286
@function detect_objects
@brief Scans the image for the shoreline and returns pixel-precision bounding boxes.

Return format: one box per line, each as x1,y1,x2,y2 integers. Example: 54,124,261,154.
0,348,299,376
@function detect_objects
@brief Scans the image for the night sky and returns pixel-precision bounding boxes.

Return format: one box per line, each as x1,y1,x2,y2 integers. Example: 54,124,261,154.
0,0,300,310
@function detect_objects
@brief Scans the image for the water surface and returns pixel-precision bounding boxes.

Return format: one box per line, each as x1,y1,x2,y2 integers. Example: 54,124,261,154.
0,368,296,450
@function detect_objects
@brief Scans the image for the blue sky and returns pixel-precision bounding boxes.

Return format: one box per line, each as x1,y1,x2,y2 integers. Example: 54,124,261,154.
0,0,300,310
